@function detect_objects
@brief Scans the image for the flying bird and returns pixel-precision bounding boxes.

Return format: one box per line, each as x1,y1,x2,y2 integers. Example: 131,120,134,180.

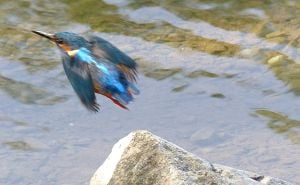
32,31,139,112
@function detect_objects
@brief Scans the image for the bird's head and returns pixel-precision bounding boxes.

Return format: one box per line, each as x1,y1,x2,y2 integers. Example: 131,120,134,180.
32,30,90,55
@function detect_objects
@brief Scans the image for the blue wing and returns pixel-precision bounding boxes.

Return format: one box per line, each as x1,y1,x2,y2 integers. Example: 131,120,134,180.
89,35,138,82
62,53,99,112
73,48,139,109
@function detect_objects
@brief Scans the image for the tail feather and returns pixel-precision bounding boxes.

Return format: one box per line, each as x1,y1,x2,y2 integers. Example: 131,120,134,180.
113,92,133,105
102,93,129,110
111,98,128,110
128,83,140,95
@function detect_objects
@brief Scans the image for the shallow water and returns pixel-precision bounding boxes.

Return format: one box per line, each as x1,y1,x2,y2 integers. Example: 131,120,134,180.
0,0,299,184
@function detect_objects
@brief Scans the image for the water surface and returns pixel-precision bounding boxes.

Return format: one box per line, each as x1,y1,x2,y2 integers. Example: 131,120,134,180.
0,0,299,184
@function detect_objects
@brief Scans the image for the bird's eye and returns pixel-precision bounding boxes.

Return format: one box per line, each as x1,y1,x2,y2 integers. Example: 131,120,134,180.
56,39,64,44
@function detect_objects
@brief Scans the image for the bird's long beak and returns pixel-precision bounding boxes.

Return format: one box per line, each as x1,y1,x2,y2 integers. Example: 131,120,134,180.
32,30,55,41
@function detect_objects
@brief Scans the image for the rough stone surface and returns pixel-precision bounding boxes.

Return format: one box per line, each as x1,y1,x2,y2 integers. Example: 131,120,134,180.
90,130,294,185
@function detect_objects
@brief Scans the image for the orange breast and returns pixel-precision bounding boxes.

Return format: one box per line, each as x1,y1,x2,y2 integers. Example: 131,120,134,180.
59,43,71,52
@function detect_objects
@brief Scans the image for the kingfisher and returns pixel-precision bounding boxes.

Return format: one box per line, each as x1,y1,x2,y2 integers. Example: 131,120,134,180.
32,30,139,112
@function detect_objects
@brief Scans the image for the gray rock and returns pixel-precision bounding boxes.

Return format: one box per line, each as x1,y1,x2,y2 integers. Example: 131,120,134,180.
90,130,294,185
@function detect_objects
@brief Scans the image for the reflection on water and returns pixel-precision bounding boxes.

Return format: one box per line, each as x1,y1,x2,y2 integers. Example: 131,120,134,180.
64,0,240,56
185,69,219,78
0,74,67,105
0,0,300,184
0,116,28,126
3,141,34,151
64,0,300,95
210,93,225,99
172,84,188,93
144,67,182,80
255,109,300,144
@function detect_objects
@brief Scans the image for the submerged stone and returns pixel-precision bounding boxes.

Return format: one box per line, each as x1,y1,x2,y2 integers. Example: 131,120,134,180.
172,84,188,92
3,141,34,151
144,68,182,80
267,55,286,66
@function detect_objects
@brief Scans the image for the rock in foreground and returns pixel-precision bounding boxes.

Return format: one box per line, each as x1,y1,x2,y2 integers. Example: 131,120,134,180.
90,130,293,185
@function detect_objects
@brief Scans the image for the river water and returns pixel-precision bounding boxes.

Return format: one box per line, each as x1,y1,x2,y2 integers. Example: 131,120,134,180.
0,0,299,184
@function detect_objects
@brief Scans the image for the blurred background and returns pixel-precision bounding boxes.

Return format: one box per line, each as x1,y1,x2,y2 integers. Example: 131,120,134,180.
0,0,299,184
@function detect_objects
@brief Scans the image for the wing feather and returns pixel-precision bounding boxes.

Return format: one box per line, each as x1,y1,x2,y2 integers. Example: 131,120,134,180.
62,53,99,112
89,36,138,82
